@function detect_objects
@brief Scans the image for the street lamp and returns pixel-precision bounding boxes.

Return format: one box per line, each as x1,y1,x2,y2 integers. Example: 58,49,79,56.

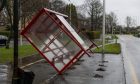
12,0,20,84
68,0,72,25
102,0,106,63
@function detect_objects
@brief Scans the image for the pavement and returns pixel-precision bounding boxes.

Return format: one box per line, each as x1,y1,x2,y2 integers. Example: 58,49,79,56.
0,65,9,84
118,35,140,84
24,54,125,84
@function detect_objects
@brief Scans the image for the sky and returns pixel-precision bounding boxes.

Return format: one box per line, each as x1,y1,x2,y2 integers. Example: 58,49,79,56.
64,0,140,26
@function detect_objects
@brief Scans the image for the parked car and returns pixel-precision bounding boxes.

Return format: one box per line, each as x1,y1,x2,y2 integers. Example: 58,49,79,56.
0,35,8,46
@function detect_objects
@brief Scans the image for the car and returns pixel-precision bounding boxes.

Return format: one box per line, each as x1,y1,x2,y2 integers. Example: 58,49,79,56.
0,35,8,46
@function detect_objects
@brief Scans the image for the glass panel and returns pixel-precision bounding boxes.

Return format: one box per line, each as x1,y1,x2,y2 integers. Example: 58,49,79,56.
77,32,92,47
56,15,88,50
42,32,81,70
25,12,60,50
22,9,85,72
70,24,93,47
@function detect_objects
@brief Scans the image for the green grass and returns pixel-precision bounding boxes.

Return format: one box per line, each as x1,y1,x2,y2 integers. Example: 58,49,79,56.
94,40,110,46
0,45,37,63
93,43,121,54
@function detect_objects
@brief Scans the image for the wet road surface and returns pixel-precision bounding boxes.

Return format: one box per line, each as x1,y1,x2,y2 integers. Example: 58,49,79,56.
119,35,140,84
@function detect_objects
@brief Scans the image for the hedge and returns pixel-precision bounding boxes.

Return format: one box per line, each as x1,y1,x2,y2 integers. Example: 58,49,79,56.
0,31,10,37
85,31,101,39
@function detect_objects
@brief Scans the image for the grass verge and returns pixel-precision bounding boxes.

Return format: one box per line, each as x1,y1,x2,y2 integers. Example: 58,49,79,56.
0,45,37,63
93,43,121,54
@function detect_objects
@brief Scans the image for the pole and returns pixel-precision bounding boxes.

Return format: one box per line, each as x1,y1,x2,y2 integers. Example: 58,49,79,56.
19,2,22,46
68,0,72,25
19,22,23,46
102,0,105,63
12,0,20,83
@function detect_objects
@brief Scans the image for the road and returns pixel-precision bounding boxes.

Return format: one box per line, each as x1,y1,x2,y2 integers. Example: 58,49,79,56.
119,35,140,84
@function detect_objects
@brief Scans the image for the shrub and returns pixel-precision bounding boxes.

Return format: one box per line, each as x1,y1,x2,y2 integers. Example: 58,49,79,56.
85,31,101,39
136,33,140,37
111,35,118,39
0,31,10,37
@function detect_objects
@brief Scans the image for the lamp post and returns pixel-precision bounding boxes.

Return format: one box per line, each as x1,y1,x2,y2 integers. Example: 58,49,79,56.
12,0,20,83
102,0,106,63
68,0,72,25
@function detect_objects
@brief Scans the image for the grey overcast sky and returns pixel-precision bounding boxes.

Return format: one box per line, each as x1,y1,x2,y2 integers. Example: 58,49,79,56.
64,0,140,26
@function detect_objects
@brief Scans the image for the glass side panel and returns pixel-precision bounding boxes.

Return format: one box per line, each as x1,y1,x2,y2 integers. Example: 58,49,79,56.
56,15,89,50
43,32,81,70
23,11,82,71
25,12,60,50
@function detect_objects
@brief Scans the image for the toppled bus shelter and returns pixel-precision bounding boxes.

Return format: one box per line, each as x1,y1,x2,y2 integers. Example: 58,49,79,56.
56,15,98,56
21,8,95,74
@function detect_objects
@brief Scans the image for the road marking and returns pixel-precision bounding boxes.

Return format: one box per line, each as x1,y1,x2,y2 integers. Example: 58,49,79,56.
125,49,139,84
20,59,45,69
127,58,139,84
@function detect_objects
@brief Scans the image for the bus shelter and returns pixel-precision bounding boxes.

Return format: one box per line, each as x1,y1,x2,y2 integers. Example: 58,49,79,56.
21,8,90,74
56,13,98,58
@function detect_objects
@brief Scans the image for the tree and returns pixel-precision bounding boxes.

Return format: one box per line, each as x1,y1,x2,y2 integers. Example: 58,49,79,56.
4,0,13,49
87,0,103,31
65,4,78,27
0,0,6,12
125,16,137,34
125,16,133,33
126,16,132,28
106,12,118,34
3,0,52,48
77,13,91,30
50,0,66,13
21,0,66,28
21,0,51,20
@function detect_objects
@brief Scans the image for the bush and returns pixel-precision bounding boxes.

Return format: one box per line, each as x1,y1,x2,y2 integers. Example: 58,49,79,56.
135,33,140,37
0,31,10,37
85,31,101,39
111,35,118,39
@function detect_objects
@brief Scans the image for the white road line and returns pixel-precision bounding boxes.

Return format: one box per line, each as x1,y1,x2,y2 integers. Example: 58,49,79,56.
125,48,139,84
20,59,45,69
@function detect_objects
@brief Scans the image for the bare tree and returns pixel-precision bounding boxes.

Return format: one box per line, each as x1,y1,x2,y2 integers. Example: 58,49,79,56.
50,0,66,13
125,16,133,33
87,0,103,31
0,0,6,12
106,12,118,34
126,16,132,28
4,0,13,49
125,16,137,34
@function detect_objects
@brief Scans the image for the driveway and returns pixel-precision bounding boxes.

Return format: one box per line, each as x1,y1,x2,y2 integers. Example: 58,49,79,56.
118,35,140,84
